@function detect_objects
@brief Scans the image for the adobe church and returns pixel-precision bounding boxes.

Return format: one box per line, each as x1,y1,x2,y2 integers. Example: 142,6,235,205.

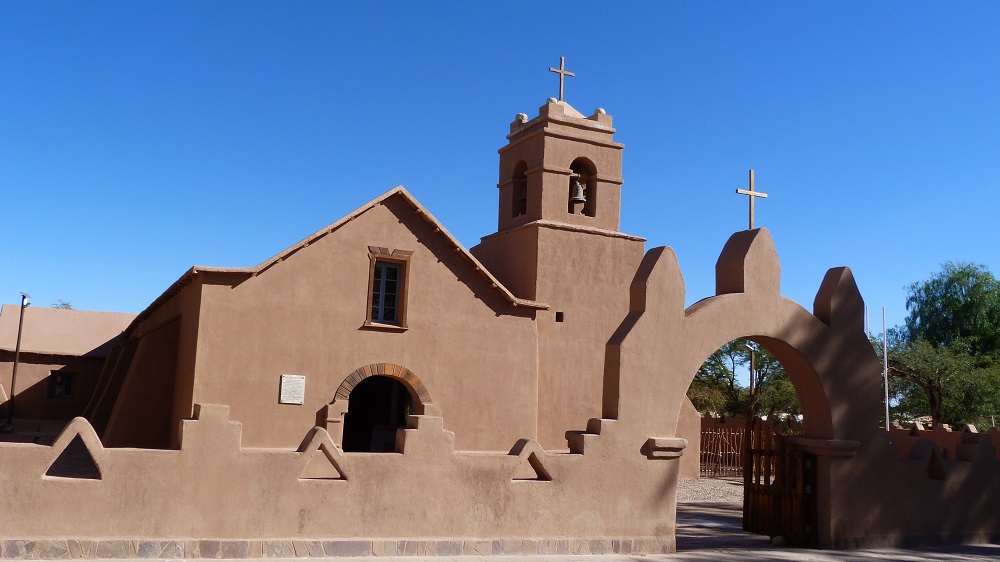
3,75,998,556
4,96,698,459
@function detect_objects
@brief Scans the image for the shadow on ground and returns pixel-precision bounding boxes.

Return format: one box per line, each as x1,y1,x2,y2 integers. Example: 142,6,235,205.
676,501,770,551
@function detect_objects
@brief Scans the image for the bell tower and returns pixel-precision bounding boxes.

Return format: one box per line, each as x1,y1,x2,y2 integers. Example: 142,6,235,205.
471,92,646,450
496,98,624,233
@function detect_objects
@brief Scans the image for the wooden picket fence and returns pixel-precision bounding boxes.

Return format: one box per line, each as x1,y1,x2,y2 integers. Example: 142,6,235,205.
699,427,745,478
742,417,817,546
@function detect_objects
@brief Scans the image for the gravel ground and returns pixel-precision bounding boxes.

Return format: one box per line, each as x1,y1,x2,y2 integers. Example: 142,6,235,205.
677,476,744,503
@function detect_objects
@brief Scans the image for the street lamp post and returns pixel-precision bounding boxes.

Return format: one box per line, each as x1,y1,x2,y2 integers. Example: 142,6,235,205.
745,341,756,409
742,340,757,525
4,292,30,430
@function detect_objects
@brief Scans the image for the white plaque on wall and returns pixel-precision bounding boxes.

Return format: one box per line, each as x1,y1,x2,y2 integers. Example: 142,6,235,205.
279,374,306,405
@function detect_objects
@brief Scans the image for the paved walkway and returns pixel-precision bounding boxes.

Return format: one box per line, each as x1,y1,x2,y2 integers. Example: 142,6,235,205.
10,501,1000,560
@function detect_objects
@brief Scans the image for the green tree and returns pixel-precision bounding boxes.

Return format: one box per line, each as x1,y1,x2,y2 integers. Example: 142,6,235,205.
889,262,1000,426
51,300,72,309
689,339,747,415
904,262,1000,354
756,368,801,420
687,338,800,419
888,338,1000,427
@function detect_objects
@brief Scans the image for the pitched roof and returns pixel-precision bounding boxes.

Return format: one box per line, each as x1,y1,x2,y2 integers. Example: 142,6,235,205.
129,187,548,329
0,305,136,357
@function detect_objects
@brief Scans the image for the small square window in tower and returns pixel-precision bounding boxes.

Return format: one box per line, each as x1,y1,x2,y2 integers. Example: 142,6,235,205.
366,248,412,329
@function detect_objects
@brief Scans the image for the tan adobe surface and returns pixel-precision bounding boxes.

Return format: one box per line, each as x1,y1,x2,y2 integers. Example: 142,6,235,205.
0,305,134,356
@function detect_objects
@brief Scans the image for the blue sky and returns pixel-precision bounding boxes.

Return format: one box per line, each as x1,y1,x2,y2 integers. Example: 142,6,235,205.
2,2,998,334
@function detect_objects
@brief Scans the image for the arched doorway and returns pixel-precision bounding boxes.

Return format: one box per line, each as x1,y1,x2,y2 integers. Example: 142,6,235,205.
342,375,414,452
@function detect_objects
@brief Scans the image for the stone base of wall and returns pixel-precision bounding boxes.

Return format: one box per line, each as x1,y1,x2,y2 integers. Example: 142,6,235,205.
0,537,676,559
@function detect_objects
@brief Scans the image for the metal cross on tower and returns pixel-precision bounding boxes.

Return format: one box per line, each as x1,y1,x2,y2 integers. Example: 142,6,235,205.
736,169,768,230
548,56,575,102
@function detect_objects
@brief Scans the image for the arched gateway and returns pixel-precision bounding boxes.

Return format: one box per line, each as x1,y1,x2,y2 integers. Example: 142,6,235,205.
600,227,885,548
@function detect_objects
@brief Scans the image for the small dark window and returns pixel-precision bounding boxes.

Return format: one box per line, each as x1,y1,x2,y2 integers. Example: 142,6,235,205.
555,311,565,322
48,373,76,400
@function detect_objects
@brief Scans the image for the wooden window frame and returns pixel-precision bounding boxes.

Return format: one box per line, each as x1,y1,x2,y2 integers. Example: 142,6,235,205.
365,247,413,331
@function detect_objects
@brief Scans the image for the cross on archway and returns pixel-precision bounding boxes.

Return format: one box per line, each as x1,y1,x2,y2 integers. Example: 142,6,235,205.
548,56,575,102
736,169,768,230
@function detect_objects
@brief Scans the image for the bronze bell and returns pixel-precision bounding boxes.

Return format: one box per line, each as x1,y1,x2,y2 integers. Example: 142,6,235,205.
569,178,586,204
518,188,527,202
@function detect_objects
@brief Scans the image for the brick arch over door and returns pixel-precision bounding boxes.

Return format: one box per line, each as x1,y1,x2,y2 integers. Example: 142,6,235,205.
333,363,434,415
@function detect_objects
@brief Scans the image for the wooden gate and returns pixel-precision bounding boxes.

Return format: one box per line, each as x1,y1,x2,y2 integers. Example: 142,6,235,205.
743,417,817,546
700,426,745,478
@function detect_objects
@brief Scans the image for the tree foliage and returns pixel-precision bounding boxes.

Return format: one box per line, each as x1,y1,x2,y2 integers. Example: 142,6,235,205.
689,339,746,414
51,300,72,309
889,262,1000,427
688,338,800,419
904,261,1000,354
887,338,1000,426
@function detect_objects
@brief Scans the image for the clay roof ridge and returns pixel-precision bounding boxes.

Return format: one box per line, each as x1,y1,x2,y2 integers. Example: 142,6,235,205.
384,187,549,311
127,187,548,331
253,186,548,308
228,186,550,310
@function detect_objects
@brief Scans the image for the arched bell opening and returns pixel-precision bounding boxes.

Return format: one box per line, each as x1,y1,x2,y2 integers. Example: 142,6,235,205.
567,157,597,217
511,160,528,218
341,375,414,452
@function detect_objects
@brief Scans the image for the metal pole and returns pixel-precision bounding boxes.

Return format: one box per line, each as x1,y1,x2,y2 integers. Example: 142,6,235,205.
865,306,870,339
883,307,889,431
6,292,30,429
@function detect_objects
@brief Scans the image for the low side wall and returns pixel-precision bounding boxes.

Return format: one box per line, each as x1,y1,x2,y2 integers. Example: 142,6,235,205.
824,430,1000,548
0,404,685,558
888,423,1000,460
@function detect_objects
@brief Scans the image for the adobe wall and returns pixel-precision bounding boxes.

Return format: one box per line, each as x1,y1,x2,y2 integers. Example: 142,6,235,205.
824,430,1000,547
102,318,182,448
530,225,645,450
676,398,700,479
887,422,1000,460
191,196,539,451
0,352,104,420
0,404,683,556
100,278,203,449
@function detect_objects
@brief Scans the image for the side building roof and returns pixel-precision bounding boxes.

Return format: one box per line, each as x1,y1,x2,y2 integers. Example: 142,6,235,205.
0,305,136,357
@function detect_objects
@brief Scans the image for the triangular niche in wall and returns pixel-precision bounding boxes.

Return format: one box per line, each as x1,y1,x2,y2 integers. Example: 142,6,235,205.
300,443,347,480
45,434,102,479
297,426,348,481
513,451,552,481
509,439,552,482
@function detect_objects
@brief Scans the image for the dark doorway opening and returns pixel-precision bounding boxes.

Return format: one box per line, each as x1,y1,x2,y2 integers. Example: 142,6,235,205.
342,376,413,452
